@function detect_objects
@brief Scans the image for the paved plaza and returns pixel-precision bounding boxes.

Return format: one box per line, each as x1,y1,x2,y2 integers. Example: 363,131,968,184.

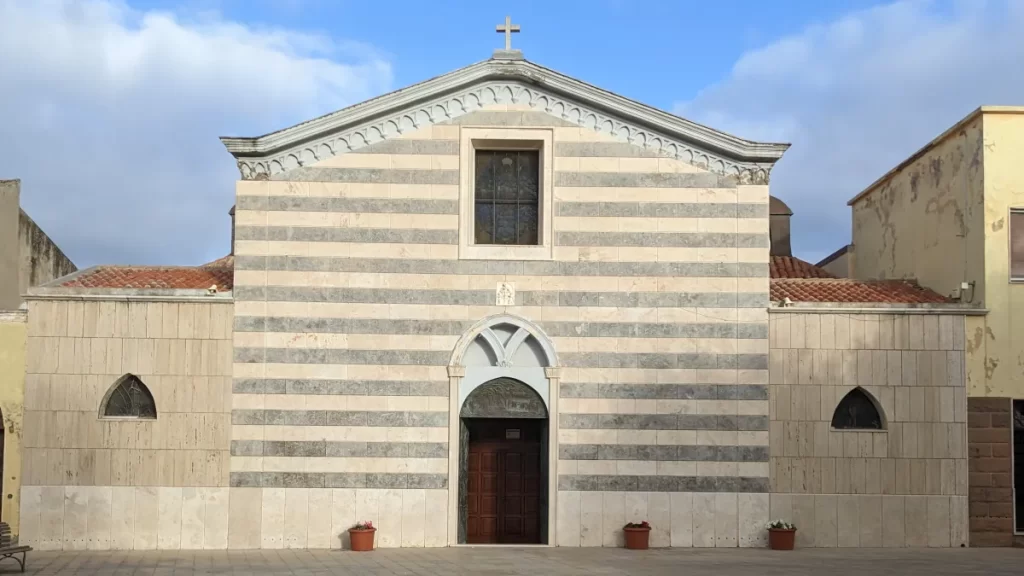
8,547,1023,575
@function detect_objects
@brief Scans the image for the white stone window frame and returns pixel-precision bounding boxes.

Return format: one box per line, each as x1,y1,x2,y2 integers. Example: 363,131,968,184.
458,127,554,261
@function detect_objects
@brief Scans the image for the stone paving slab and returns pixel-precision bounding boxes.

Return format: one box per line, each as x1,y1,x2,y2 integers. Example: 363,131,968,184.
10,547,1024,576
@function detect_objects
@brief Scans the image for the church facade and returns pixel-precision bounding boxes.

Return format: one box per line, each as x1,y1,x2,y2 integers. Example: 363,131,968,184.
13,43,974,550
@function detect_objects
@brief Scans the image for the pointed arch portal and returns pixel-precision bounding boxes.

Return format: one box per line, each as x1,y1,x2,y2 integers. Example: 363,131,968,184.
447,315,560,546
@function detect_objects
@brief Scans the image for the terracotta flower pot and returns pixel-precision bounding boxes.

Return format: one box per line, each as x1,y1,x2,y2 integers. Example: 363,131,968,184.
768,528,796,550
349,528,376,551
623,526,650,550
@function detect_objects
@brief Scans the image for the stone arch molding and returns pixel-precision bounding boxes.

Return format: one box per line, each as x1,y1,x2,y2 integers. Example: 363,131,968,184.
449,314,559,412
224,61,787,183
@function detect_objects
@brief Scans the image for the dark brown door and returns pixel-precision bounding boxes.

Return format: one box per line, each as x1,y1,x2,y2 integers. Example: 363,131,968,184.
466,442,500,543
465,419,543,544
499,445,541,543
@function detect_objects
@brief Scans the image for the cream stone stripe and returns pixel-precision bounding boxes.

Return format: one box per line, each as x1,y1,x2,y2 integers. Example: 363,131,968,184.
233,255,769,278
236,227,457,244
555,231,767,248
228,368,767,390
555,201,767,218
232,378,449,397
231,424,450,443
232,393,448,412
239,271,769,293
235,241,458,259
562,368,768,386
560,399,769,416
235,183,460,200
232,333,767,354
553,187,749,203
236,196,458,213
559,428,768,446
232,363,447,381
556,461,770,477
230,457,448,474
232,303,767,323
232,347,768,370
235,182,764,203
555,217,766,234
236,212,458,229
231,286,768,309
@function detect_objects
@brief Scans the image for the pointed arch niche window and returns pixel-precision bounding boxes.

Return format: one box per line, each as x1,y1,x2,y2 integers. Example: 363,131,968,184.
831,387,884,430
100,374,157,420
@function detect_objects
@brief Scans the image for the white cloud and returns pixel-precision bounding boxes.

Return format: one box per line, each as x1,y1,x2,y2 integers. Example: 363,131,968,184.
676,0,1024,264
0,0,392,267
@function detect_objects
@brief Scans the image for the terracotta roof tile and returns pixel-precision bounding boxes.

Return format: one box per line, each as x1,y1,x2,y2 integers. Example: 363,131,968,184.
61,265,233,291
770,278,953,304
770,256,835,279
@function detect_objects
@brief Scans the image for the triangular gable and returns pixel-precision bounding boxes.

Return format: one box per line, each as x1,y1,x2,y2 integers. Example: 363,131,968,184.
221,58,789,184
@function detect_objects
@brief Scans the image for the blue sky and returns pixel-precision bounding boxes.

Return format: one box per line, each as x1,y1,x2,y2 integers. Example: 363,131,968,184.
1,0,1022,268
130,0,890,134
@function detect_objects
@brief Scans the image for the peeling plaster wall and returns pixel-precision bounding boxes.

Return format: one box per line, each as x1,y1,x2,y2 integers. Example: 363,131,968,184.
0,312,26,539
969,112,1024,398
851,115,986,302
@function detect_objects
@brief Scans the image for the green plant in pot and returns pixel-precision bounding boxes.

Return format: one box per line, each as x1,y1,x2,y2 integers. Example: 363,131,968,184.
766,519,796,550
623,521,651,550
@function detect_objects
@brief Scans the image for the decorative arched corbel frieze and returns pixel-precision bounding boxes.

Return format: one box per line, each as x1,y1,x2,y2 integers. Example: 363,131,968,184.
223,60,788,184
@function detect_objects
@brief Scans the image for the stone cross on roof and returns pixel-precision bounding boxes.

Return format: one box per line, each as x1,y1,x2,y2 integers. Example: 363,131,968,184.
496,15,520,51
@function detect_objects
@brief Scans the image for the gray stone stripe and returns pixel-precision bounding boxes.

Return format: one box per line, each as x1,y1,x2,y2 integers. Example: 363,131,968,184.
230,472,447,489
231,409,448,427
233,379,448,397
561,353,769,370
236,226,457,245
556,202,767,219
236,196,458,214
557,475,768,493
234,348,450,366
560,383,768,401
231,440,448,458
350,139,458,155
234,256,769,278
271,167,459,184
559,414,769,431
556,231,767,248
554,171,732,189
233,317,768,340
559,444,769,462
233,286,766,309
554,142,668,159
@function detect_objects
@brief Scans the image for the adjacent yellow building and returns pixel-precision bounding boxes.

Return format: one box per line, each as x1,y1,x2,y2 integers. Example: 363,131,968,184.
0,311,26,538
847,106,1024,547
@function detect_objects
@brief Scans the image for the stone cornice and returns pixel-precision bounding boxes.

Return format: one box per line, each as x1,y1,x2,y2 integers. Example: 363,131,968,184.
221,58,790,184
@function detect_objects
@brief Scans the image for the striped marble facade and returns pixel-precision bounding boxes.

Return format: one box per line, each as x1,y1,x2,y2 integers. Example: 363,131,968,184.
230,106,771,547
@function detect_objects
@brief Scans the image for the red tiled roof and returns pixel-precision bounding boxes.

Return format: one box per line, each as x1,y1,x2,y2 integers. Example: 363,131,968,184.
770,255,835,279
202,254,234,268
771,278,953,304
61,261,233,291
768,255,952,304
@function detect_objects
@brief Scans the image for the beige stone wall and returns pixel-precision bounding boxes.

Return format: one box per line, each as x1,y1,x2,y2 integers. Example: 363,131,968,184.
768,311,968,547
19,299,233,550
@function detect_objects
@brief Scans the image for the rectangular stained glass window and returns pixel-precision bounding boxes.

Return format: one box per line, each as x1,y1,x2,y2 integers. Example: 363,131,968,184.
474,150,540,245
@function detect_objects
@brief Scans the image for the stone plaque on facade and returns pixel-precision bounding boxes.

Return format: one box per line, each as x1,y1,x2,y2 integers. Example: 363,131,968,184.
496,282,515,306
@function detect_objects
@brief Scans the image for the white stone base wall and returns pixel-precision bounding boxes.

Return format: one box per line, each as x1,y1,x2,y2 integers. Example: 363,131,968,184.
19,486,449,550
555,491,770,548
770,494,968,547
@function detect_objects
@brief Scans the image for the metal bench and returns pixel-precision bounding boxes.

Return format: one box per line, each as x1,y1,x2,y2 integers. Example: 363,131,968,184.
0,522,30,573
